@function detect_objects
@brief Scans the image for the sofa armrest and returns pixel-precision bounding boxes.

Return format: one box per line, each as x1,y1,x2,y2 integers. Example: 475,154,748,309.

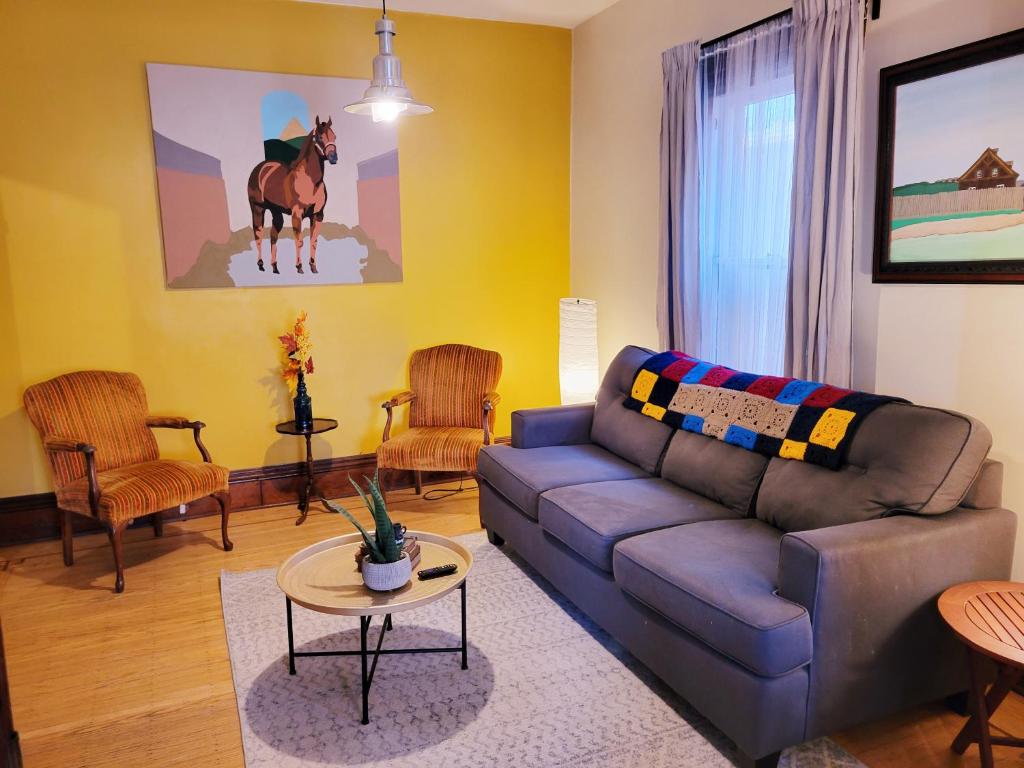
777,506,1017,736
778,507,1016,620
511,404,594,449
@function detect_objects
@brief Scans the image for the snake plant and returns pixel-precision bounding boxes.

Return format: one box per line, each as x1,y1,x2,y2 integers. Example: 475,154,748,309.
322,470,401,564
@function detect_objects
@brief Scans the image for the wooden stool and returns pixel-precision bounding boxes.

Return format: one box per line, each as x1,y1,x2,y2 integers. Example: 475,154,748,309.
938,581,1024,768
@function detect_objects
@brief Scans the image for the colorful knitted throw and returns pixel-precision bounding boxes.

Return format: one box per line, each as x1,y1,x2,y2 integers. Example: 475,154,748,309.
624,351,904,470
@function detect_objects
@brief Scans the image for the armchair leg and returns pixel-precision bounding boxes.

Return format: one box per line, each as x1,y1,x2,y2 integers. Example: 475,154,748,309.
214,491,233,552
151,512,164,538
414,470,422,496
59,509,74,566
107,523,126,593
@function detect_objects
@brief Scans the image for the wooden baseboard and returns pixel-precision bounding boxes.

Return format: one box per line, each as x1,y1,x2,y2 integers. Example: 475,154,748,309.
0,440,507,547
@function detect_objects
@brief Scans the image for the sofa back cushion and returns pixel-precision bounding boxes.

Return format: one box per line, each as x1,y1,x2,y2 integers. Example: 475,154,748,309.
755,403,992,532
660,430,768,516
591,346,673,474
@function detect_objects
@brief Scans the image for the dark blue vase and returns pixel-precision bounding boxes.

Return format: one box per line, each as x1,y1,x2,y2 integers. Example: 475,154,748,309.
294,369,313,431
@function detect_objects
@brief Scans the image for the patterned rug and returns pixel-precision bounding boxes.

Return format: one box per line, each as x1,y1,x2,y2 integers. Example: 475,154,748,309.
221,533,864,767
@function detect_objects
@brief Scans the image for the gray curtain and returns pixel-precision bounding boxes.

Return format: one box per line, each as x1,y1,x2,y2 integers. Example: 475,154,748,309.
786,0,863,386
657,42,701,352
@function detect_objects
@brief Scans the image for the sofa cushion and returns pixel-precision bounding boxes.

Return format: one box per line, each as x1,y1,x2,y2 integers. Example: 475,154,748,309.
613,520,812,677
660,430,769,516
755,403,993,532
591,346,674,474
538,478,740,573
477,443,650,520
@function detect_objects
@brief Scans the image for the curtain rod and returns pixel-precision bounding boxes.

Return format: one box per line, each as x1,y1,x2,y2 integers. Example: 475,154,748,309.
699,0,879,50
700,9,792,50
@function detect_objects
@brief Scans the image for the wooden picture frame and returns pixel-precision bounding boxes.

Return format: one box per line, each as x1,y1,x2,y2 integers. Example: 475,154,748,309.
873,27,1024,284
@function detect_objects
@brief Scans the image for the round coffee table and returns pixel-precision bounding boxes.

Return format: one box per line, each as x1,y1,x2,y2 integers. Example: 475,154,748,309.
277,529,473,724
939,580,1024,768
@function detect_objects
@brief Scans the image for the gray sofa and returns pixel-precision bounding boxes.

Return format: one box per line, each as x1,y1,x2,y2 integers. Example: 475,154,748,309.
477,345,1016,768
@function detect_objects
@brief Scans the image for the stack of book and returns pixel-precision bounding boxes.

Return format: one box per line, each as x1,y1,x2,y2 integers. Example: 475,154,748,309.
355,536,421,572
403,536,421,570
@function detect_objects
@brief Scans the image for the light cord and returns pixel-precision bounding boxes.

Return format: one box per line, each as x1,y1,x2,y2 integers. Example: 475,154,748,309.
423,473,478,501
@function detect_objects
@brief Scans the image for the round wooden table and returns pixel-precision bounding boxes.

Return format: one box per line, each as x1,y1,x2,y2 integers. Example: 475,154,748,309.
275,418,338,526
938,580,1024,768
276,530,473,724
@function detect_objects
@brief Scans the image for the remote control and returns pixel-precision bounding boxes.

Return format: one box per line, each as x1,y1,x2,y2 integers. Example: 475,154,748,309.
418,563,458,580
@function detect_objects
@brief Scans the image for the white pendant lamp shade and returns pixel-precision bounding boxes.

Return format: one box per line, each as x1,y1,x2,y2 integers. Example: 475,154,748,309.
559,298,599,405
344,17,433,123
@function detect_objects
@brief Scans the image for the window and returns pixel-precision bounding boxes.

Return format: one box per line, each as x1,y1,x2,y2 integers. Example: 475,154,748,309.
696,14,795,374
977,169,984,178
992,167,1001,177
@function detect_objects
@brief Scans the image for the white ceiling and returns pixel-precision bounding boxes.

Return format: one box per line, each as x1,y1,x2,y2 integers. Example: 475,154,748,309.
303,0,618,28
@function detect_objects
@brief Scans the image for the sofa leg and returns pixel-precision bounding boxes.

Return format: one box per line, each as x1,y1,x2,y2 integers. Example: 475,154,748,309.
414,470,422,496
214,491,233,552
59,509,74,566
107,523,126,594
737,750,780,768
151,511,164,538
485,528,504,547
946,690,970,716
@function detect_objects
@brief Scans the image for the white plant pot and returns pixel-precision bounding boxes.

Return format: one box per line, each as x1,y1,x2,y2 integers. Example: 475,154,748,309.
362,553,412,592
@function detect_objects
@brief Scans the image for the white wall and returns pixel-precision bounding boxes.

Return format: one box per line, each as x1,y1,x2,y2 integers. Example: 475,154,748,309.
854,0,1024,577
573,0,1024,576
571,0,789,368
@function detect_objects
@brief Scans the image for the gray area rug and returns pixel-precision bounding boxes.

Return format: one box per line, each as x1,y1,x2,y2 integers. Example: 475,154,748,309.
221,533,864,767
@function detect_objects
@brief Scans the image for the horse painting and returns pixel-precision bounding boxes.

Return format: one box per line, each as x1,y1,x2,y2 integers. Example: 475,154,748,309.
247,116,338,274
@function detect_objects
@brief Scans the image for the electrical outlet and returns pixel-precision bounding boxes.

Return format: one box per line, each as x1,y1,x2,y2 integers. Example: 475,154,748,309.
179,503,187,516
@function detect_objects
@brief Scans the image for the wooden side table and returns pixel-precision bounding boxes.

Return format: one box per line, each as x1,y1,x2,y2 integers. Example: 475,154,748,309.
275,418,338,526
938,581,1024,768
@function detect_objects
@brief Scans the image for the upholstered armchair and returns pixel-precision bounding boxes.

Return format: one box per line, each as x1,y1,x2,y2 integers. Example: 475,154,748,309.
23,371,232,593
377,344,502,495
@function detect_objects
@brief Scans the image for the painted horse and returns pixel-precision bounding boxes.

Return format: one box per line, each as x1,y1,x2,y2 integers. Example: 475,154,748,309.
247,116,338,274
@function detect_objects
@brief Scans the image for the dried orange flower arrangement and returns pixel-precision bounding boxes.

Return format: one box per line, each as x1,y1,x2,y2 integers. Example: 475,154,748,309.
279,311,315,393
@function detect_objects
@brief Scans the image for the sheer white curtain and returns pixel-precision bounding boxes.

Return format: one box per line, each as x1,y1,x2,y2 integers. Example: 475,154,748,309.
697,15,795,374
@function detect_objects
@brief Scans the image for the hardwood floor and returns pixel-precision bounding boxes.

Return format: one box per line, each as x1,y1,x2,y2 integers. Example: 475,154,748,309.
0,485,1020,767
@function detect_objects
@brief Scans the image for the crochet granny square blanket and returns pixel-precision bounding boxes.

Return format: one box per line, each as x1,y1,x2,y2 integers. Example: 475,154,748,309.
624,351,904,470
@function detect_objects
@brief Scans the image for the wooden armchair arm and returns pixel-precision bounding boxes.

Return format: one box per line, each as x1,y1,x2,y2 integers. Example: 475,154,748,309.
44,437,96,454
146,416,212,463
380,391,415,443
43,438,100,515
482,391,500,446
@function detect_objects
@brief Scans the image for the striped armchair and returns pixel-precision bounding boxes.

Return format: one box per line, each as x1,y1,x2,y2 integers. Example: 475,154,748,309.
377,344,502,494
23,371,232,593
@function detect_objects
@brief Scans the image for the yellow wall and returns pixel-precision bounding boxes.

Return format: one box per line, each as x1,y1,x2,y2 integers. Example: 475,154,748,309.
0,0,571,497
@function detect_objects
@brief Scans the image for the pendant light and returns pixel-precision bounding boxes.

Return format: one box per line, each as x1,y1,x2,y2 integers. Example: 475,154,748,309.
344,0,433,123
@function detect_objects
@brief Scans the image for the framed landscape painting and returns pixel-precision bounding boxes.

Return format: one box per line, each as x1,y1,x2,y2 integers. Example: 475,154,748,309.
146,63,403,289
873,28,1024,283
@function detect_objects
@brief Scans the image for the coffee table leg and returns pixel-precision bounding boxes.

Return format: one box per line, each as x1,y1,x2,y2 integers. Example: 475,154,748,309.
460,581,468,670
385,614,393,632
360,615,370,725
286,597,296,675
